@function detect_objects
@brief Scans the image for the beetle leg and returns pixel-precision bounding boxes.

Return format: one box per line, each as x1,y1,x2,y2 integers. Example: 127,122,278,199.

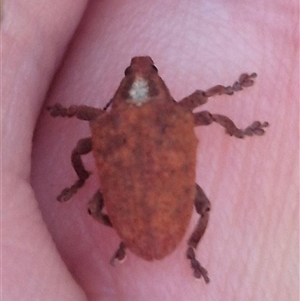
87,190,112,227
47,103,103,121
178,90,208,110
87,190,127,265
178,73,257,110
194,111,269,138
57,137,92,202
110,242,127,265
187,184,211,283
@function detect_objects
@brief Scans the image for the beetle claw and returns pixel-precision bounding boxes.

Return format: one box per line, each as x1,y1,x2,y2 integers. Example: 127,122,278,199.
57,187,74,202
187,247,210,283
110,242,126,266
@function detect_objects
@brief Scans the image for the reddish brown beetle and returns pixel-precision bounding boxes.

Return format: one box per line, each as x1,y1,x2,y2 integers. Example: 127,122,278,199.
48,56,268,283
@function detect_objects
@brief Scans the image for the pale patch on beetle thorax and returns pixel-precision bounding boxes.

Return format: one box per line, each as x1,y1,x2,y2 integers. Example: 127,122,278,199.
128,77,149,106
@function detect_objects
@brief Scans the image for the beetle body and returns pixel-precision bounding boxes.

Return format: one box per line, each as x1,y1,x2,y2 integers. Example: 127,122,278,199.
48,56,268,282
90,95,197,260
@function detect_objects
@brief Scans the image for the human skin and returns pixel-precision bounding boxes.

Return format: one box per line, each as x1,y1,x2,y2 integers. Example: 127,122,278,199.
2,1,298,300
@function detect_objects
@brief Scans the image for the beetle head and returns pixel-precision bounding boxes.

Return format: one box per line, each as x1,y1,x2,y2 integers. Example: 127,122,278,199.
113,56,172,107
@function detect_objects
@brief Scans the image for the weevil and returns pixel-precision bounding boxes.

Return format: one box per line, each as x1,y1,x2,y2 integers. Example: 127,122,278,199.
47,56,268,283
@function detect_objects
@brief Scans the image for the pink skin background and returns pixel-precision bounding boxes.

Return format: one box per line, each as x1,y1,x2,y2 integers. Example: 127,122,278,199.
2,0,299,300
